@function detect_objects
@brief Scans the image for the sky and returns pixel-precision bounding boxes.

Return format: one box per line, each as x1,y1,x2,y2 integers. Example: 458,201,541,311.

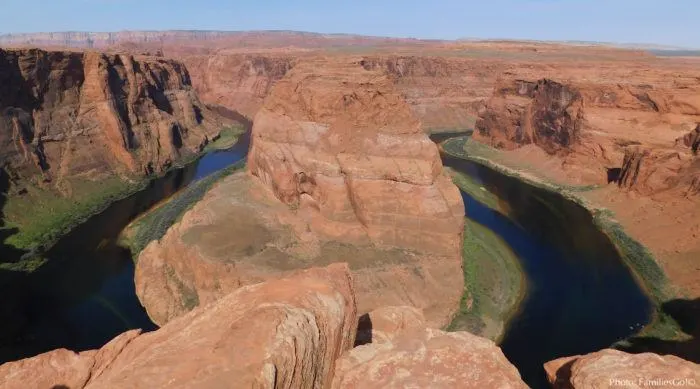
0,0,697,48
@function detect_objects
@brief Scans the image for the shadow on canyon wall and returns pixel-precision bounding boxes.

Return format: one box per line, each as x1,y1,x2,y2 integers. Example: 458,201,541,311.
354,313,373,347
207,103,254,128
619,298,700,363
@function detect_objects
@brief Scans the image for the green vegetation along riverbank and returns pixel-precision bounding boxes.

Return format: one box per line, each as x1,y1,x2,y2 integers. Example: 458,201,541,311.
0,125,244,272
440,135,684,343
122,160,246,257
448,218,525,342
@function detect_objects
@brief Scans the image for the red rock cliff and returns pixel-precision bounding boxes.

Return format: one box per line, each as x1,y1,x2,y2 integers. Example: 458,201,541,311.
248,59,465,256
0,48,229,192
181,53,296,119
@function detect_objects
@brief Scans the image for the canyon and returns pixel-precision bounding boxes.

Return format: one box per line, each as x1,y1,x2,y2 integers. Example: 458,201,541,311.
0,48,230,188
171,38,700,298
0,31,699,388
0,47,234,253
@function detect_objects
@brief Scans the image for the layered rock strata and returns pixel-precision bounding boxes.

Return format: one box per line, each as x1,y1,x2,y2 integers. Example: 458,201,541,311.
0,48,229,192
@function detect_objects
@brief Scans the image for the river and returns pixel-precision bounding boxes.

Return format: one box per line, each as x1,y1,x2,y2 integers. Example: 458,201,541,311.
0,130,250,363
441,152,652,388
0,130,653,389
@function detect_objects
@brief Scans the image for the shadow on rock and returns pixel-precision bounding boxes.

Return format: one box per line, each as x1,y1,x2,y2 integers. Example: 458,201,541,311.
354,313,373,346
618,298,700,363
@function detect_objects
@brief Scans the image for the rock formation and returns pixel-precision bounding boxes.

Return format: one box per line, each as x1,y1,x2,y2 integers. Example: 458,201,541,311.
544,349,700,389
248,59,464,255
617,146,694,194
677,124,700,155
359,56,486,132
0,264,357,389
181,54,296,119
0,48,229,193
135,59,465,328
474,79,584,154
332,306,528,389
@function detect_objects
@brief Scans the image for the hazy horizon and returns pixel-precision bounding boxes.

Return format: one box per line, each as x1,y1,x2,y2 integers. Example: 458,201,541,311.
0,0,697,49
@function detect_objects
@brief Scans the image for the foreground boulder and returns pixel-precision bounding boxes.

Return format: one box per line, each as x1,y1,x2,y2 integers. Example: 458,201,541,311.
136,58,464,328
0,264,357,389
544,349,700,389
332,306,527,389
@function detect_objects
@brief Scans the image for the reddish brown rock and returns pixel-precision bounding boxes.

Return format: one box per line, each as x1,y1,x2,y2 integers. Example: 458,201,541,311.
359,56,485,132
354,306,427,346
0,348,97,389
136,58,464,329
182,54,296,119
0,48,230,194
677,124,700,155
544,349,700,389
474,79,584,154
248,59,464,256
617,145,697,195
1,264,357,389
136,171,463,329
332,306,527,389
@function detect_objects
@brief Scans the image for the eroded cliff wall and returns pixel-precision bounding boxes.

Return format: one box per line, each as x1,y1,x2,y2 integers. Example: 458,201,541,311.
474,77,700,195
0,48,229,194
248,59,465,255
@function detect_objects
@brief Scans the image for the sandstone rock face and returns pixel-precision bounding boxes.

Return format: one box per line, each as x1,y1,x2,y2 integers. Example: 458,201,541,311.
0,48,228,193
475,79,584,154
354,306,427,346
677,124,700,155
617,145,699,196
136,59,464,328
1,264,357,389
359,56,486,132
332,306,527,389
182,54,296,118
248,59,464,256
544,349,700,389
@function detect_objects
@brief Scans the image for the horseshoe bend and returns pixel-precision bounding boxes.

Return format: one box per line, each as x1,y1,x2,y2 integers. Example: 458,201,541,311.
0,21,699,389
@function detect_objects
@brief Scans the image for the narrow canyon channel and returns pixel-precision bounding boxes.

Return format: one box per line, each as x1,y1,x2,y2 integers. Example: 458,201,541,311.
1,130,653,389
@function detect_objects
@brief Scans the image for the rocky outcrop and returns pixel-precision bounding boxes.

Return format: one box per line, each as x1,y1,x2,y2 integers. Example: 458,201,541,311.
0,264,357,389
248,59,464,255
182,54,296,118
359,56,486,132
136,59,464,328
354,306,427,346
474,79,584,154
544,349,700,389
677,124,700,155
0,48,229,193
332,306,527,389
617,145,697,195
